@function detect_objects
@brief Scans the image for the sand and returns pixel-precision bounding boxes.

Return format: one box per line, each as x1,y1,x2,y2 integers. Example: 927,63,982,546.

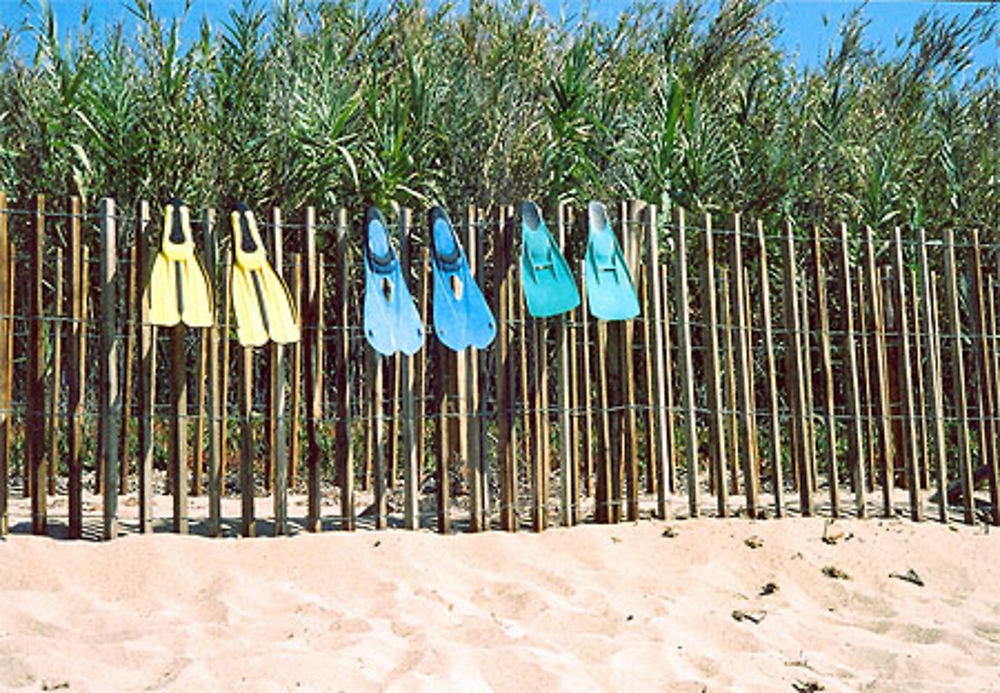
2,510,1000,692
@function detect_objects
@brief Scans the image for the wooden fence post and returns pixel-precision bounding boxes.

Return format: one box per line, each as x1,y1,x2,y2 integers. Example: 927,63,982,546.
48,249,63,496
271,208,288,535
395,208,418,529
307,207,326,531
68,201,87,537
240,345,255,537
0,192,8,535
783,221,813,516
732,214,759,516
495,207,515,531
205,207,221,536
757,220,783,516
556,202,574,526
813,226,839,516
838,222,867,517
970,229,1000,525
136,201,155,534
675,209,699,517
28,195,47,533
580,260,594,501
333,208,352,531
863,227,895,516
99,197,120,539
944,228,975,524
919,231,947,523
702,213,728,517
464,205,483,532
892,227,922,521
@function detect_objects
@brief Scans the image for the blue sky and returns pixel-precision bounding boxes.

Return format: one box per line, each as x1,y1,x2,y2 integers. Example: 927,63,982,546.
1,0,997,71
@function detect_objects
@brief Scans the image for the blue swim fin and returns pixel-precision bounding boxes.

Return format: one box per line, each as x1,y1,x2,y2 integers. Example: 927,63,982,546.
584,201,640,321
363,206,424,356
520,200,580,318
429,206,496,351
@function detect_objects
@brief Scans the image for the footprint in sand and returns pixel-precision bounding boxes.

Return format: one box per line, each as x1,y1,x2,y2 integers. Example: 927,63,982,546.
974,621,1000,644
0,655,36,688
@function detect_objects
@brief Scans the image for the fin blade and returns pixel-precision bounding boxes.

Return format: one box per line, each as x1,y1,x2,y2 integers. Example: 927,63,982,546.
520,226,580,319
257,262,300,344
180,254,214,328
148,253,181,326
230,264,269,347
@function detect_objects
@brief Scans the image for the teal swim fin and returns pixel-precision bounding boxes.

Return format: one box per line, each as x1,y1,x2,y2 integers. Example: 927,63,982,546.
584,201,640,321
429,206,496,351
520,200,580,318
363,206,424,356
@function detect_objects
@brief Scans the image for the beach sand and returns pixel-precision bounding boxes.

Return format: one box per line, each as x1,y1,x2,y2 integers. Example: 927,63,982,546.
2,500,1000,692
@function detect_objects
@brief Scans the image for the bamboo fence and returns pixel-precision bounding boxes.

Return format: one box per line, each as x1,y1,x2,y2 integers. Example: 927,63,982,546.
0,193,997,539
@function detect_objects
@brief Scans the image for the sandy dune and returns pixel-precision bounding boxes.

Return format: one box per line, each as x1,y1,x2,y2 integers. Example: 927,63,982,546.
2,514,1000,692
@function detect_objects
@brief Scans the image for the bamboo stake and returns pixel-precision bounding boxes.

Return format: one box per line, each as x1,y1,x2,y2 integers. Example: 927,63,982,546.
308,207,326,531
435,331,451,534
0,192,8,535
70,201,88,537
703,213,728,517
857,263,876,493
595,320,612,523
398,209,418,529
579,260,594,500
116,240,135,494
205,208,221,536
271,208,288,535
909,267,929,491
919,230,947,523
531,319,546,531
731,215,758,515
48,249,63,495
220,249,232,486
928,275,948,523
800,275,818,497
373,353,387,529
169,322,188,536
813,226,839,516
970,229,999,524
99,198,119,539
517,272,531,524
289,255,302,489
557,202,574,526
465,205,482,532
838,222,867,517
783,222,812,516
661,263,677,497
28,194,46,532
647,205,670,516
864,226,895,516
623,202,641,521
416,249,429,504
891,227,922,521
676,209,699,517
240,345,255,537
721,268,740,497
944,228,974,524
757,221,783,516
495,207,514,531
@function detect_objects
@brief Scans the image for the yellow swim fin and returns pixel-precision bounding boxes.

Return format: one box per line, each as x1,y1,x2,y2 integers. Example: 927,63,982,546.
229,202,300,347
147,198,213,328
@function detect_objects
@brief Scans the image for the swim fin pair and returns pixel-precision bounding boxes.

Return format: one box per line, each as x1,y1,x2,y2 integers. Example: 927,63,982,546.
430,206,495,351
147,198,214,328
584,201,640,321
519,200,580,318
229,203,300,347
362,207,424,356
